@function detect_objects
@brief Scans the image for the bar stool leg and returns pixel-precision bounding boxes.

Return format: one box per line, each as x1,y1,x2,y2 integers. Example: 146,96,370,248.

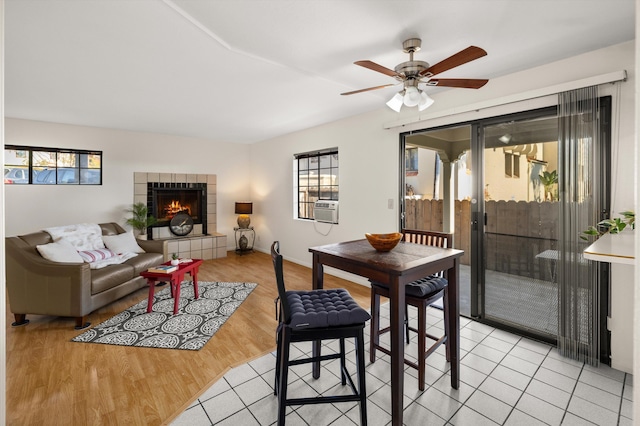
417,300,428,391
277,327,291,426
339,338,347,385
274,326,282,396
443,287,451,362
369,290,380,363
405,304,410,343
356,328,368,426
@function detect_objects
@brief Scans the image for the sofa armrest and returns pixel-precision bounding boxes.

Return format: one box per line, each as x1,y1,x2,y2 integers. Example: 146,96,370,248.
137,238,167,255
5,236,92,318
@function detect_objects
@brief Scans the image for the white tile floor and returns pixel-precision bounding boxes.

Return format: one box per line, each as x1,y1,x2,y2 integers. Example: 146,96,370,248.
171,304,633,426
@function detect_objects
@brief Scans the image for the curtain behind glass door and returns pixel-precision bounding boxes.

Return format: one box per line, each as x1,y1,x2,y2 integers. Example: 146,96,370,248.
557,86,603,366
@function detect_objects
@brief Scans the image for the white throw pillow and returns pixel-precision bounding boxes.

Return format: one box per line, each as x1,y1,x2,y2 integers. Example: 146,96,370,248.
102,230,145,254
36,239,84,263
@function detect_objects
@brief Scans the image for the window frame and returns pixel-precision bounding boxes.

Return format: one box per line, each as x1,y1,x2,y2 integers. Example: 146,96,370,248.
4,145,103,185
294,148,339,221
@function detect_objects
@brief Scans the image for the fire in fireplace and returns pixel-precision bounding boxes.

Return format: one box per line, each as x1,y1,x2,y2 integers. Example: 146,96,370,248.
164,200,193,217
149,184,207,232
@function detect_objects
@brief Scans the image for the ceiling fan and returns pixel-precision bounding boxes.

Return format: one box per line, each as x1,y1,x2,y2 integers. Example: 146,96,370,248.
341,38,488,112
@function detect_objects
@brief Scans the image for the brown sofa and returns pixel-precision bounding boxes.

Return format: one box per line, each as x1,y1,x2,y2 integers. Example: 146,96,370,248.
5,223,166,329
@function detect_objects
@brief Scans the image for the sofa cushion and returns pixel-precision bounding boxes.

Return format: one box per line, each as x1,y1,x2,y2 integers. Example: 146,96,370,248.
102,230,145,254
36,240,84,263
91,264,136,294
125,252,165,275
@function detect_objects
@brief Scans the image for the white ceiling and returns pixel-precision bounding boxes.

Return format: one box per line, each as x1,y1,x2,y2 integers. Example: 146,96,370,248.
5,0,635,144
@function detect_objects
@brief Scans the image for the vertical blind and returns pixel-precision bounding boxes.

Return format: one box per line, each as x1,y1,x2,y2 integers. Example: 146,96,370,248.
557,86,602,365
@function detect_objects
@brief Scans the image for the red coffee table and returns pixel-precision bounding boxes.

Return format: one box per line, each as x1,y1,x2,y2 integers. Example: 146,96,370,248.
140,259,203,315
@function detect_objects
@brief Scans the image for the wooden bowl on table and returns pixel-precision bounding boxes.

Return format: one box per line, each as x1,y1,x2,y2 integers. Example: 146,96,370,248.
365,232,403,252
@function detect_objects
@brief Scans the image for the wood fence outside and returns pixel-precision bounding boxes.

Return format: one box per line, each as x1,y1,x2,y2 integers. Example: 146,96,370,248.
405,199,558,279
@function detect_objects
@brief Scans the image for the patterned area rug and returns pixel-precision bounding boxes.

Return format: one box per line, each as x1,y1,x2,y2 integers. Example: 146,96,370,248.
72,281,257,350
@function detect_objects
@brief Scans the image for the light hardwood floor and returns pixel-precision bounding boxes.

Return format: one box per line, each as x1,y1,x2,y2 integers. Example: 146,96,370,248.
6,251,371,426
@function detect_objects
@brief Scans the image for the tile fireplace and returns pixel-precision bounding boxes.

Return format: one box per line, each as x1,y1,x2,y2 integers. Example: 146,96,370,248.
133,172,226,260
150,183,206,233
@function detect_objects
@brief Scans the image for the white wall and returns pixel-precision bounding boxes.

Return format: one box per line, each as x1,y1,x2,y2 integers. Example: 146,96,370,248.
4,119,253,241
249,108,400,282
1,0,7,422
250,41,636,372
634,0,639,415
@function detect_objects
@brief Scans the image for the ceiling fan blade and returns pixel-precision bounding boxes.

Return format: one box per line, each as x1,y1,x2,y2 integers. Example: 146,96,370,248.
420,46,487,77
341,83,395,96
354,60,401,77
426,78,489,89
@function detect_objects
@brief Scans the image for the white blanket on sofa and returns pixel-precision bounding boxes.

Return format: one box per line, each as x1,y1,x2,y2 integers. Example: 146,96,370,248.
43,223,137,269
86,252,138,269
44,223,105,251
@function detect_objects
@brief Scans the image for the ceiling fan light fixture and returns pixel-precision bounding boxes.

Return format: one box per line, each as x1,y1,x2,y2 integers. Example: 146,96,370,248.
343,40,488,113
386,92,404,112
418,91,434,111
403,86,421,107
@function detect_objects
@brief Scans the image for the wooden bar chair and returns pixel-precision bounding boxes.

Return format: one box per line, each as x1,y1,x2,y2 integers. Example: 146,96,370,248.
271,241,370,425
369,229,452,391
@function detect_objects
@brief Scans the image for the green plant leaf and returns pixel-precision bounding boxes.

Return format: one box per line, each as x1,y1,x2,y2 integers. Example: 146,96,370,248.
125,202,157,231
582,210,635,239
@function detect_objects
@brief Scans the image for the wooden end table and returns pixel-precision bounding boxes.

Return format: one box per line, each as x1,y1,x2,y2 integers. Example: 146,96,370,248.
140,259,203,315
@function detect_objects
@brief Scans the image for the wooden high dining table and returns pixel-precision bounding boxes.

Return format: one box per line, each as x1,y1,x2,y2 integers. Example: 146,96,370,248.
309,239,464,426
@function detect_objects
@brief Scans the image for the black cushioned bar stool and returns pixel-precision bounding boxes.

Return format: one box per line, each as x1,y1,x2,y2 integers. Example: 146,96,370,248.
271,241,370,425
369,229,452,391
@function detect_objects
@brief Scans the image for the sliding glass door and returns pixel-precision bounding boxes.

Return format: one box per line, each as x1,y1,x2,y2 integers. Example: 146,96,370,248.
401,125,473,316
479,110,561,339
401,100,611,354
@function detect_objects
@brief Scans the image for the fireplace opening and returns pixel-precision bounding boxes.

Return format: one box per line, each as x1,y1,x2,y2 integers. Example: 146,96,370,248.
151,188,204,228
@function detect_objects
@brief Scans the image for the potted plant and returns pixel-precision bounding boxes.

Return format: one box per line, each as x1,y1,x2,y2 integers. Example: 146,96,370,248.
171,253,180,266
539,170,558,201
581,210,635,241
125,202,157,239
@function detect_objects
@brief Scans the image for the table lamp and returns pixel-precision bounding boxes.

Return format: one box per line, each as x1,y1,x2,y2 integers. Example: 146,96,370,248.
235,202,253,229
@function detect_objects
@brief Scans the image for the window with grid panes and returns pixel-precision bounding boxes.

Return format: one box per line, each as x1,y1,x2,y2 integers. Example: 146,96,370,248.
4,145,102,185
295,149,338,220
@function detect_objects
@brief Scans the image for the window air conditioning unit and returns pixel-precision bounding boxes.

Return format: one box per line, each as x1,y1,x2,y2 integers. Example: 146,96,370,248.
314,200,339,224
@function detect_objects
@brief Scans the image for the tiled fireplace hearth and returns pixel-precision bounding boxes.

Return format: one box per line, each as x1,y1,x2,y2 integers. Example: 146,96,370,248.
134,172,227,260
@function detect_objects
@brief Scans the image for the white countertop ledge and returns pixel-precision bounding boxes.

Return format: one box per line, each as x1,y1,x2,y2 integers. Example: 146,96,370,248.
583,232,635,265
